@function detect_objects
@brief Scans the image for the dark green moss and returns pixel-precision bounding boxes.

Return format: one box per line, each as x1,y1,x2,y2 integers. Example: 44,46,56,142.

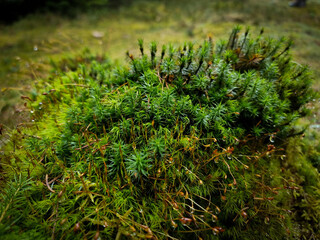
0,27,319,240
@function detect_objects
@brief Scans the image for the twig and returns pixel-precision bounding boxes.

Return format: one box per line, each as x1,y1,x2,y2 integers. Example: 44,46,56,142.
46,174,56,193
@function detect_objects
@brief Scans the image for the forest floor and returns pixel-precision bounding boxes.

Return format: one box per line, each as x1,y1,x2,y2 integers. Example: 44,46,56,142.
0,0,320,127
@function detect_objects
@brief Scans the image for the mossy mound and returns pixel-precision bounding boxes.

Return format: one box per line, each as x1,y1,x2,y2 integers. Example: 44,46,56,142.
0,27,319,239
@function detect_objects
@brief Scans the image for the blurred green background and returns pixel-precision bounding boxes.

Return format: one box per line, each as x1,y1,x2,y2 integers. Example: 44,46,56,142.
0,0,319,127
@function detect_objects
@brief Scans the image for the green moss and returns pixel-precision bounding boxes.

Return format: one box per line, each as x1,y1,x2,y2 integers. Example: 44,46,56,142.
1,0,320,128
0,27,319,239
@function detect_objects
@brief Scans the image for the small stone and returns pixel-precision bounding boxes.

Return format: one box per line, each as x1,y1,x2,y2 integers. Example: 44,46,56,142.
92,31,104,39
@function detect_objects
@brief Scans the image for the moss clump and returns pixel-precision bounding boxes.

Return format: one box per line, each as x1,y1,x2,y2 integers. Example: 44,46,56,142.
0,27,319,239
